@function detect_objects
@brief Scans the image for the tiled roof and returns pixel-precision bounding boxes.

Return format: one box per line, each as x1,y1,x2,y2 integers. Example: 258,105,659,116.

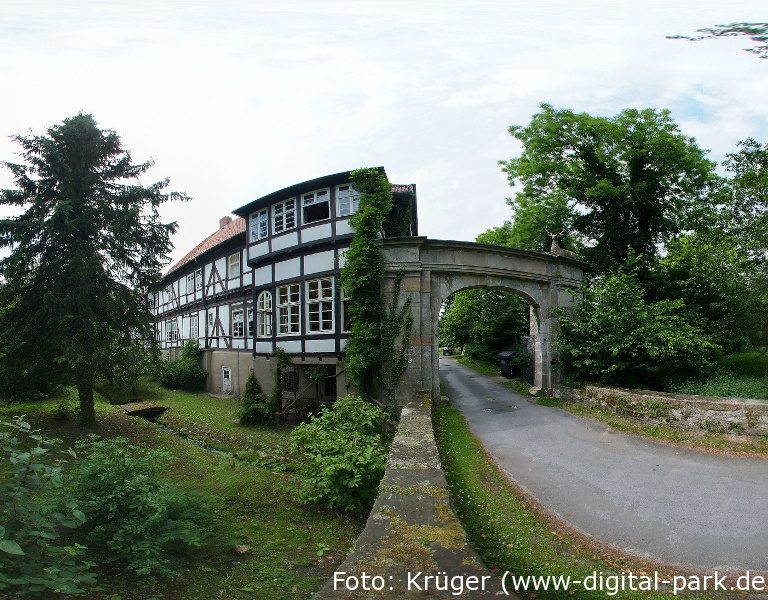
164,216,246,278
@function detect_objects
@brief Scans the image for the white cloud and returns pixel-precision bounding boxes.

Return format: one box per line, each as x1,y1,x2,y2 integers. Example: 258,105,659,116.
1,0,767,261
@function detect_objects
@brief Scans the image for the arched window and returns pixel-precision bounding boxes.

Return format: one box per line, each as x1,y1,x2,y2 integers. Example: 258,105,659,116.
257,291,273,337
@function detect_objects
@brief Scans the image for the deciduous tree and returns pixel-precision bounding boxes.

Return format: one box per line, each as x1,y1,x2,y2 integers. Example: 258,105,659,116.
501,104,716,276
0,114,185,425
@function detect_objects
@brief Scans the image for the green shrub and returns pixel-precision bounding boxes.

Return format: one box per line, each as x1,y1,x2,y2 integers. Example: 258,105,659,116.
157,341,207,391
239,370,275,425
557,272,721,390
291,395,388,511
0,417,96,597
68,436,208,579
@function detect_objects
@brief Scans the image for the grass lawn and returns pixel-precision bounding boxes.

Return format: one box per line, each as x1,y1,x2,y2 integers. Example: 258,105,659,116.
0,387,364,600
452,355,531,396
455,355,500,377
672,351,768,400
539,397,768,459
434,406,723,600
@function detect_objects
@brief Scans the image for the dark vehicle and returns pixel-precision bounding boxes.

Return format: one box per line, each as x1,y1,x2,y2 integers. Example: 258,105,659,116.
442,346,454,356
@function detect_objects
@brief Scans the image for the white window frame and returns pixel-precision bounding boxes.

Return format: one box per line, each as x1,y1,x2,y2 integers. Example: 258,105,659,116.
301,188,331,225
247,307,254,338
336,184,361,218
277,283,301,336
207,311,215,336
249,208,269,242
195,268,203,291
257,291,273,337
228,252,240,279
232,308,244,337
166,319,178,342
186,272,195,293
272,198,296,235
306,277,334,334
190,314,199,339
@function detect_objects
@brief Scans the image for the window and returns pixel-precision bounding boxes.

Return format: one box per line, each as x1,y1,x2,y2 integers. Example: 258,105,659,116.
277,283,300,335
257,291,273,337
190,314,199,339
306,277,334,333
232,308,244,337
148,294,155,309
186,272,194,293
249,208,269,242
302,189,330,224
166,319,178,342
341,287,351,333
207,311,215,336
273,199,296,234
247,307,254,338
228,253,240,279
336,184,360,217
195,268,203,290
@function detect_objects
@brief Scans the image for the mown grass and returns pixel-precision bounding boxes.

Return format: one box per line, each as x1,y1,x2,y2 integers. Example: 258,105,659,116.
672,374,768,400
720,350,768,377
434,406,723,599
542,398,768,458
672,351,768,400
0,387,363,600
453,355,532,396
455,355,500,377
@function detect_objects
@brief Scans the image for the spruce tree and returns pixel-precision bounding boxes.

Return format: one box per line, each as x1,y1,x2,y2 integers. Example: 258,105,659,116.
0,114,185,425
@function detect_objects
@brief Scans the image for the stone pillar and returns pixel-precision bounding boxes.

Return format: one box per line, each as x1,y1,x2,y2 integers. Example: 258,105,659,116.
530,299,553,395
431,292,442,402
419,270,433,396
390,270,427,406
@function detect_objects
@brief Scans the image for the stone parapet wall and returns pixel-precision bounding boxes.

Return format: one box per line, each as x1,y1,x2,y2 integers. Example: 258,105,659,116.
559,385,768,435
314,392,511,599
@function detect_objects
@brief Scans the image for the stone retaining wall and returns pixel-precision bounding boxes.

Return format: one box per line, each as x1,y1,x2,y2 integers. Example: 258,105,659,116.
314,392,511,599
559,385,768,435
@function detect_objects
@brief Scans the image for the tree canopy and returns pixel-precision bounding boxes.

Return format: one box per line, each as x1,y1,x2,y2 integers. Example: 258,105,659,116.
669,23,768,59
0,113,185,424
500,104,716,275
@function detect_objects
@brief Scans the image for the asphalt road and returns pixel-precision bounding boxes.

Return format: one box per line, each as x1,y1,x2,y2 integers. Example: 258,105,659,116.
439,357,768,571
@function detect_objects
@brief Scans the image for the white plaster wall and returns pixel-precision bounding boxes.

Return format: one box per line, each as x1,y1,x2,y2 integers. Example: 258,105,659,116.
305,339,335,353
304,250,334,275
274,257,301,281
272,231,299,251
301,222,332,243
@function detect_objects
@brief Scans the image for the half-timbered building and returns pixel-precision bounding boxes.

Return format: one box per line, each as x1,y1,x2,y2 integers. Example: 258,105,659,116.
150,168,417,407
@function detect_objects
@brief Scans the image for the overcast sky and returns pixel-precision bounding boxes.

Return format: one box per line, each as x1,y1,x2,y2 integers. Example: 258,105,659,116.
1,1,766,264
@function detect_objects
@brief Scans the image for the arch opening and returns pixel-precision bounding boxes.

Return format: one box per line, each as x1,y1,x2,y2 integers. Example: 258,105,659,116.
438,286,536,388
379,237,585,404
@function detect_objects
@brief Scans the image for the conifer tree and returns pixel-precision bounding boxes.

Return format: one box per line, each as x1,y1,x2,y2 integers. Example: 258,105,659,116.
0,114,185,425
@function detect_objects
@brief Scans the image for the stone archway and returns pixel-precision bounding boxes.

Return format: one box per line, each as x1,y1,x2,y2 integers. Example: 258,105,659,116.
379,238,587,403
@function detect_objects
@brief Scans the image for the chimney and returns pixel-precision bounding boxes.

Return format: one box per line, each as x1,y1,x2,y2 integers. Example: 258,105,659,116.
219,216,232,229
